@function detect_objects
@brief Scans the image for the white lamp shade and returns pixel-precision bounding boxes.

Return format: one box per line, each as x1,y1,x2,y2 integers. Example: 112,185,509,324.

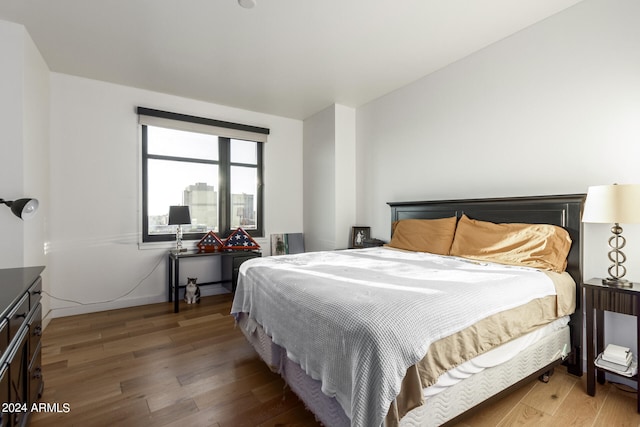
582,184,640,224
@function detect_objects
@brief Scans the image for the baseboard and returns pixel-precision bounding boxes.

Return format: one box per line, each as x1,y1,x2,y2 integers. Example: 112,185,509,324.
49,284,231,318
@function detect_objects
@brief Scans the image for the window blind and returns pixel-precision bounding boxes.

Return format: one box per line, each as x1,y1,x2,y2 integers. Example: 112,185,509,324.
137,107,269,143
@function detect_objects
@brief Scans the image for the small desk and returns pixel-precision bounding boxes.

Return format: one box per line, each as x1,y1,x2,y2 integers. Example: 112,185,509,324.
168,250,260,313
584,277,640,412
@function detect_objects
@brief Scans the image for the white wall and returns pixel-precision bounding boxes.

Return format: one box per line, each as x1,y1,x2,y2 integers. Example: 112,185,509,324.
303,104,356,251
48,73,303,317
356,0,640,359
0,19,50,323
21,22,50,324
304,105,336,252
22,25,50,270
334,104,357,250
0,20,27,267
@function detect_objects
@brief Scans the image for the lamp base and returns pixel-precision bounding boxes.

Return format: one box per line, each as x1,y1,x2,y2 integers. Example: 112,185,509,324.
602,277,633,287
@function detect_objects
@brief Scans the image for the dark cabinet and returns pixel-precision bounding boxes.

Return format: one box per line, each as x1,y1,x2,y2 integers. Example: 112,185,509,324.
27,303,43,406
0,319,8,359
7,328,28,427
0,364,9,427
0,267,45,427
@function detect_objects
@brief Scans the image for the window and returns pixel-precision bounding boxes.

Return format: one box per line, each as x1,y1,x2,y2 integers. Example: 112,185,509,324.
139,107,267,243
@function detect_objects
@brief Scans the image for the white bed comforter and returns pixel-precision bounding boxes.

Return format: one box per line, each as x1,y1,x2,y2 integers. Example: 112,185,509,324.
230,247,557,427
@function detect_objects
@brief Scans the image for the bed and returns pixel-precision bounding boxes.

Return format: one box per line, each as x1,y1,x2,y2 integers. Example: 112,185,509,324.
231,194,584,426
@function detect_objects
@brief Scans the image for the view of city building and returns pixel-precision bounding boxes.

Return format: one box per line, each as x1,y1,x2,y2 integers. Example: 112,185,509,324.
148,182,255,235
231,193,255,228
183,182,218,231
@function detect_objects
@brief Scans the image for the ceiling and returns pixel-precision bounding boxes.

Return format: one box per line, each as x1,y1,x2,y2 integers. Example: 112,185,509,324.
0,0,584,120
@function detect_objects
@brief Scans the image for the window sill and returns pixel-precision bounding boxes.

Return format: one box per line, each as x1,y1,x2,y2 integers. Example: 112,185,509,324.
138,241,198,251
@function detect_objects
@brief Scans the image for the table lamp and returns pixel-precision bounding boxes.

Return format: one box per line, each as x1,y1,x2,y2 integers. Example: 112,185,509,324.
582,184,640,286
168,205,191,252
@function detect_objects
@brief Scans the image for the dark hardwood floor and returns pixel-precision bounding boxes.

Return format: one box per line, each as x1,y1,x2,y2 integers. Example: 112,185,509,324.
30,294,640,426
30,294,319,426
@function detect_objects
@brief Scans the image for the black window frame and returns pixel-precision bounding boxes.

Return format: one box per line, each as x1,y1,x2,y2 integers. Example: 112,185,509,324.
139,107,266,243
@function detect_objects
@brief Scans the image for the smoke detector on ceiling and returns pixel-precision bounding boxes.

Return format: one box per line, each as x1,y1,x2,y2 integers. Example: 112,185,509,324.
238,0,256,8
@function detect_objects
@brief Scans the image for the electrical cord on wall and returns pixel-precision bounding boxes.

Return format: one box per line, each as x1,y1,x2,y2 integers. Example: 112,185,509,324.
41,252,166,321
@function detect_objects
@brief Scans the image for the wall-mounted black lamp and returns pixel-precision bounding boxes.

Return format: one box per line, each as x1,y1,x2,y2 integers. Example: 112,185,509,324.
0,198,39,220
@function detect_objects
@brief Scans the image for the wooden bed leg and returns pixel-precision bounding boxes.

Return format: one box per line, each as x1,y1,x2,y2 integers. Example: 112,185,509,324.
538,368,554,383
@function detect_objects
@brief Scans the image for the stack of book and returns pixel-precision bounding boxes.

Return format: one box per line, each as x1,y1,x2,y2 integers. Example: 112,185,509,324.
594,344,638,377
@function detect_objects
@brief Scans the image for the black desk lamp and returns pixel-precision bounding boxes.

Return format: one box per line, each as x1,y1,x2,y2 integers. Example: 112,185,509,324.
0,198,39,220
168,205,191,252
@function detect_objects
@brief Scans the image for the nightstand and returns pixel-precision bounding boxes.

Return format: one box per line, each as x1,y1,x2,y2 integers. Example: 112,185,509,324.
584,277,640,412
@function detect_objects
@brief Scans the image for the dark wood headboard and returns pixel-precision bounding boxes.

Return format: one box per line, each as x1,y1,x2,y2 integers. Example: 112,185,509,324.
388,194,585,375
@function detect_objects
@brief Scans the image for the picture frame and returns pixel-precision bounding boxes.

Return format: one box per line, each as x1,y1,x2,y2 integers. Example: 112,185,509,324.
350,226,371,249
270,233,305,255
196,230,224,253
223,227,261,250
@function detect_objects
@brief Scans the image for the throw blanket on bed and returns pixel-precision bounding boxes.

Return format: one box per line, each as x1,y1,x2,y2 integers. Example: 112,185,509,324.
231,247,557,427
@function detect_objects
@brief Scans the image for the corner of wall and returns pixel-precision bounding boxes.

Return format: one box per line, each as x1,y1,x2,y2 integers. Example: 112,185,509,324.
303,104,358,250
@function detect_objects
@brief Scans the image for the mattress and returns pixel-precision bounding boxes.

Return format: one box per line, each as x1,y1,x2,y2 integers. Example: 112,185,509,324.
236,313,570,427
400,324,570,426
422,316,569,399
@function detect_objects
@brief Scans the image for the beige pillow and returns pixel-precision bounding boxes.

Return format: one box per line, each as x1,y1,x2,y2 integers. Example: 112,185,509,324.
387,217,457,255
449,215,572,272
